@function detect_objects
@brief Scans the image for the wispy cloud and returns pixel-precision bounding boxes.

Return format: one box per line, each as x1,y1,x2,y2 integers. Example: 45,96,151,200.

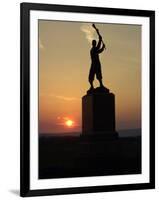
80,24,97,44
54,95,79,101
40,93,79,101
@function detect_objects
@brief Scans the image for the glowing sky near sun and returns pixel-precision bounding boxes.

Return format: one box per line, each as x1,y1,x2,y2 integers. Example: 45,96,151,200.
38,20,141,134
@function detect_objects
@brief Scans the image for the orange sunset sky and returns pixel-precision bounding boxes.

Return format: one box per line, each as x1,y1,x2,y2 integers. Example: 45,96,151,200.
39,20,141,134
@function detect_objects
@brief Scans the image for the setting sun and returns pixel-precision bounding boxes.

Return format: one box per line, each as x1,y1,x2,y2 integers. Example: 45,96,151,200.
65,120,74,127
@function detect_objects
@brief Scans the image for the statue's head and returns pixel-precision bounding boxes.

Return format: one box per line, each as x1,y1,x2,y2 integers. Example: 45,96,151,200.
92,40,96,47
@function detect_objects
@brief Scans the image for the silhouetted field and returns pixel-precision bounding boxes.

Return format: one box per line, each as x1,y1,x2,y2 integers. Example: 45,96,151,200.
39,130,141,179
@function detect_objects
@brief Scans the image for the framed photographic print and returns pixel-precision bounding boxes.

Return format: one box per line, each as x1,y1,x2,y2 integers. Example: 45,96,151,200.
20,2,155,197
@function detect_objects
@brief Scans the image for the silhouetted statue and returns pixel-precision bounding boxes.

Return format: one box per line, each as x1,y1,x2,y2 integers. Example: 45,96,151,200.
89,35,105,90
82,24,118,139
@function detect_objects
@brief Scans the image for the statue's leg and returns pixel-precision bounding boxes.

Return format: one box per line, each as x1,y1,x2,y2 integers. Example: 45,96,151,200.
89,79,94,89
99,78,104,87
96,67,104,87
89,67,95,89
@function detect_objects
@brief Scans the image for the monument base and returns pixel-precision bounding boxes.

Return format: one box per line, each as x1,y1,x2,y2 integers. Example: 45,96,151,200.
82,86,118,139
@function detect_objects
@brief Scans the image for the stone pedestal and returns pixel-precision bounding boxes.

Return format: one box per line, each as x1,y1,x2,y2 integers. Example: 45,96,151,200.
82,87,118,139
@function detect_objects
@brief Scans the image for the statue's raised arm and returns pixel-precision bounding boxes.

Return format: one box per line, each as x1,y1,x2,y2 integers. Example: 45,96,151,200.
92,24,106,50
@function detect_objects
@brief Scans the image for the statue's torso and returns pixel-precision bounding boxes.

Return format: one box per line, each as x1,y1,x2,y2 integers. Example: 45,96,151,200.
90,47,100,66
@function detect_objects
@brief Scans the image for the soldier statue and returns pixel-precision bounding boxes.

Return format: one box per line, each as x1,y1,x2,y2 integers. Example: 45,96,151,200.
88,24,106,91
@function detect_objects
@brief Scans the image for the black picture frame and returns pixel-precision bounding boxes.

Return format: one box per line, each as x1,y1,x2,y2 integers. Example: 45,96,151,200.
20,2,155,197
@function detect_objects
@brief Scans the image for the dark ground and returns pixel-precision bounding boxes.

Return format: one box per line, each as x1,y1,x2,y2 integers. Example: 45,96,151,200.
39,134,141,179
